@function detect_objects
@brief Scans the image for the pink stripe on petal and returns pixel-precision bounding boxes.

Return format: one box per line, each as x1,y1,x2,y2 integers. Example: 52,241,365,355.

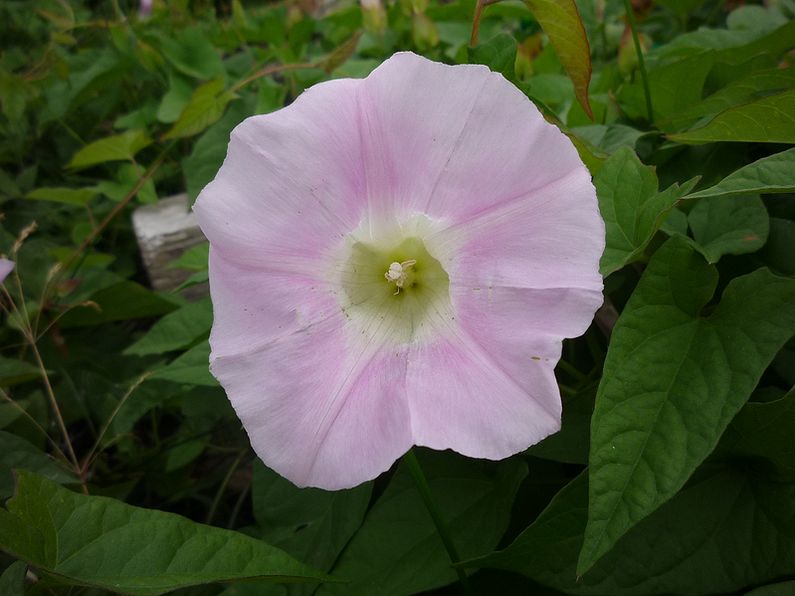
407,330,561,459
211,315,412,490
194,78,367,269
440,168,604,292
207,249,340,359
360,53,589,223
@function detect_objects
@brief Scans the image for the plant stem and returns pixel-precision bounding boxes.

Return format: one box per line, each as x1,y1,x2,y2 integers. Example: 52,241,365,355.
0,389,70,465
30,338,82,483
556,359,587,382
402,449,473,594
206,450,247,525
623,0,653,122
81,372,151,475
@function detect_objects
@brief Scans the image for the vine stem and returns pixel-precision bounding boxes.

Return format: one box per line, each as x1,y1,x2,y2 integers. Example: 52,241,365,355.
622,0,653,122
33,142,175,339
80,372,151,476
29,336,84,493
469,0,502,47
402,449,474,595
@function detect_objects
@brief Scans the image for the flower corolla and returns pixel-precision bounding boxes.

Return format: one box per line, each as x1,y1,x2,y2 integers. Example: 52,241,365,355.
0,258,14,284
194,52,604,490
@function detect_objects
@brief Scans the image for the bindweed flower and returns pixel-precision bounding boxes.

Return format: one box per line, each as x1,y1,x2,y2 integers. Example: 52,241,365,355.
0,258,14,284
194,52,604,490
139,0,153,18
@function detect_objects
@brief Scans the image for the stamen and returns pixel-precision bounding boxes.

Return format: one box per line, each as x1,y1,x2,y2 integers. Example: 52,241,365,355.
384,259,416,294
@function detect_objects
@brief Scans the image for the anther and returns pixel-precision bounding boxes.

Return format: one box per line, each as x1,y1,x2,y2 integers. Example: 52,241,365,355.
384,259,416,294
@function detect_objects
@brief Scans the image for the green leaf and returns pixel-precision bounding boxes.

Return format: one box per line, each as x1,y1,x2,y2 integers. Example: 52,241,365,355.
471,464,795,594
156,27,225,80
595,147,698,275
0,357,42,387
578,236,795,574
0,471,331,595
0,431,77,499
252,462,372,575
618,51,715,123
164,78,237,140
687,147,795,199
182,96,254,201
468,33,517,80
25,187,97,206
746,580,795,596
658,67,795,132
124,297,212,356
156,72,193,124
571,124,649,154
655,0,707,20
66,130,151,170
525,0,593,119
718,387,795,478
0,561,26,596
527,388,594,465
93,163,157,204
687,194,769,263
174,270,210,292
152,342,216,386
763,217,795,275
318,451,526,596
58,281,179,328
669,89,795,144
169,242,209,271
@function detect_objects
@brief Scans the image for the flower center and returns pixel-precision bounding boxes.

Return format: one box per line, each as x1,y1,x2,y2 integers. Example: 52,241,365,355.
384,259,416,294
337,233,452,343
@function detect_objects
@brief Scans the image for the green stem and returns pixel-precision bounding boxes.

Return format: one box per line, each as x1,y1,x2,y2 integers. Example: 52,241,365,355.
206,450,246,525
623,0,653,122
403,449,473,595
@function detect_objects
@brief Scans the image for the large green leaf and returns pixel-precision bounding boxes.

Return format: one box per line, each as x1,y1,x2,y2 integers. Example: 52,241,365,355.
687,147,795,199
164,78,237,140
659,67,795,132
470,464,795,594
251,462,372,592
0,471,331,595
317,451,526,596
669,89,795,144
525,0,593,119
687,194,769,263
577,236,795,574
66,130,151,170
595,147,697,275
124,297,212,356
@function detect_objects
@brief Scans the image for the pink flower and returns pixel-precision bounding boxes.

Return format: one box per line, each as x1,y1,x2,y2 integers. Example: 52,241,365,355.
139,0,153,18
0,259,14,284
194,52,604,490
